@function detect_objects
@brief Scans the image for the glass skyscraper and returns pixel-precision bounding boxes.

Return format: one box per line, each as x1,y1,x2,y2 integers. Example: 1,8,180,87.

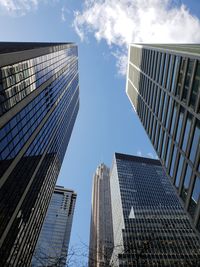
0,42,79,266
126,44,200,233
110,153,200,267
31,186,77,267
88,164,114,267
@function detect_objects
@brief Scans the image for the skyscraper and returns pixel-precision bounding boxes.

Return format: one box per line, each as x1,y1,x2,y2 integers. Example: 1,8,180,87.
31,186,77,267
126,44,200,233
88,164,114,267
0,42,79,266
110,153,200,267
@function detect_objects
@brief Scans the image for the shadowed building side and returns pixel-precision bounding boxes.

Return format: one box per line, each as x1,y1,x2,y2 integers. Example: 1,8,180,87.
0,42,79,266
31,186,77,267
110,153,200,267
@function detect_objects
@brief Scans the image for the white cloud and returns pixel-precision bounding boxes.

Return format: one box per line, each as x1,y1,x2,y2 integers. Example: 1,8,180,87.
73,0,200,75
137,150,142,157
0,0,40,15
61,6,66,21
0,0,60,16
61,6,71,22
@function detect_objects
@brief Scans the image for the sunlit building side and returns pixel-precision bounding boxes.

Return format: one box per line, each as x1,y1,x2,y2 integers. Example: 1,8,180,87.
126,44,200,233
88,164,114,267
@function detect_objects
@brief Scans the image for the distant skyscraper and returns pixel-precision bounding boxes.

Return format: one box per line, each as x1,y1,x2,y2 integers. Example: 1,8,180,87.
31,186,76,267
0,42,79,266
126,44,200,233
88,164,114,267
110,153,200,267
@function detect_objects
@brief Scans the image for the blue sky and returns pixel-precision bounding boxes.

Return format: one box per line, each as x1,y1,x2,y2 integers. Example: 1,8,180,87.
1,0,200,265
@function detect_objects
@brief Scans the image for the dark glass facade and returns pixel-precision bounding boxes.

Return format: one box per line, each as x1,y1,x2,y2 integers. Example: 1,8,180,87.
0,42,79,266
110,153,200,267
31,186,77,267
88,164,114,267
126,44,200,234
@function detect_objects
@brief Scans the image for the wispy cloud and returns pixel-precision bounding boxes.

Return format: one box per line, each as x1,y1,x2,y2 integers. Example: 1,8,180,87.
61,6,70,22
73,0,200,75
137,150,142,157
0,0,40,15
61,6,66,21
0,0,60,16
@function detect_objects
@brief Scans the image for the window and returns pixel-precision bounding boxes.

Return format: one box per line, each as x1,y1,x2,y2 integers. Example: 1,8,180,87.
176,57,186,97
166,55,173,90
175,107,184,143
152,51,158,79
159,53,165,85
158,92,165,120
161,131,167,159
197,216,200,233
155,88,161,116
162,54,169,87
161,94,167,123
165,138,172,168
155,53,161,82
181,114,192,152
170,103,178,136
182,59,194,102
188,177,200,217
190,61,200,108
171,56,181,93
175,154,184,188
170,145,177,177
189,121,200,163
154,121,159,146
181,164,192,201
165,98,172,128
158,128,163,154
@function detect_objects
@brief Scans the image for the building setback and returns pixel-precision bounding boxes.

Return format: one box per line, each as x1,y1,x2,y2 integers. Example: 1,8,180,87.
110,153,200,267
88,164,114,267
31,186,76,267
126,44,200,233
0,42,79,266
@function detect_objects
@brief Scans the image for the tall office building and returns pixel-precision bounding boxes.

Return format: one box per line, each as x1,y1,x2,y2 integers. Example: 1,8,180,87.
88,164,114,267
126,44,200,233
31,186,76,267
0,42,79,266
110,153,200,266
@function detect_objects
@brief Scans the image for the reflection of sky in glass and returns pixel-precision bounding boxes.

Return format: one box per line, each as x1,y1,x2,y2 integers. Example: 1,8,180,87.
166,55,172,89
176,109,184,143
184,164,192,189
182,115,192,151
172,56,180,92
170,103,177,135
175,155,184,187
192,177,200,203
189,122,200,162
162,54,168,87
170,145,177,177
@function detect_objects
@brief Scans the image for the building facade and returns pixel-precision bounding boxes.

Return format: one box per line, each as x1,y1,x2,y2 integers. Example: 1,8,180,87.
0,42,79,266
126,44,200,233
31,186,76,267
89,164,114,267
110,153,200,267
